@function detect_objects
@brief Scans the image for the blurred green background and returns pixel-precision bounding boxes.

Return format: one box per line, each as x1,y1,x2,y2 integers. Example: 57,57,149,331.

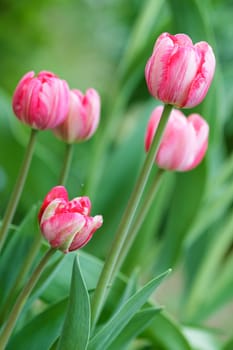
1,0,233,348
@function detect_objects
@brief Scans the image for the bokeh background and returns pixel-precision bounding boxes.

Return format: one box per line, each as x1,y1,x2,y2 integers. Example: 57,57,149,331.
1,0,233,348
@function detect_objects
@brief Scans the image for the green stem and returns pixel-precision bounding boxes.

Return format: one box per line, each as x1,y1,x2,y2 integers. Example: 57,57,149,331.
58,143,74,186
115,169,164,274
0,247,56,349
0,235,42,321
0,129,38,254
91,104,173,329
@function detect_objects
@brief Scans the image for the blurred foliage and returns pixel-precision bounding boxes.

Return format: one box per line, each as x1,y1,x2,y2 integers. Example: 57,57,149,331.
1,0,233,349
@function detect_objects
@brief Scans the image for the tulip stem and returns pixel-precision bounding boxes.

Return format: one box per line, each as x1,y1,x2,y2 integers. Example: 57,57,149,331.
0,247,56,349
91,104,173,329
58,143,74,186
115,169,164,274
0,129,38,254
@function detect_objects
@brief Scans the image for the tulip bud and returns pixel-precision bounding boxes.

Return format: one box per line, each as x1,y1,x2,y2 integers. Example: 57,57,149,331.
145,32,216,108
52,88,101,143
145,106,209,171
38,186,103,253
12,71,70,130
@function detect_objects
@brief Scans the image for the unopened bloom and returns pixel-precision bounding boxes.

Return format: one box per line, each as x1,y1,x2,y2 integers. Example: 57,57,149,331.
145,106,209,171
145,32,215,108
38,186,103,253
53,88,101,143
12,71,70,130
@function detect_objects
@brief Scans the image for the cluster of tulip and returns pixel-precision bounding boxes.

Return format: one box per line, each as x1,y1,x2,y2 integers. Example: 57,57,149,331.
10,32,215,253
144,32,215,171
11,70,103,252
0,31,215,349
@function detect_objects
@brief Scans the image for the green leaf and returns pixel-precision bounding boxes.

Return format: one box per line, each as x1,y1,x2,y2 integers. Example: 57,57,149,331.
154,162,207,272
49,339,59,350
110,307,160,350
145,312,192,350
29,252,64,303
40,251,103,304
185,183,233,247
223,337,233,350
201,251,233,317
167,0,212,42
206,152,233,194
183,327,221,350
185,209,233,320
7,299,68,350
88,270,170,350
0,205,40,309
183,212,233,321
119,0,166,80
57,255,91,350
114,269,139,312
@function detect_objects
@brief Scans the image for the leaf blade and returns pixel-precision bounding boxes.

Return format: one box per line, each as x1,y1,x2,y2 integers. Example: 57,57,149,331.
57,255,91,350
88,269,170,350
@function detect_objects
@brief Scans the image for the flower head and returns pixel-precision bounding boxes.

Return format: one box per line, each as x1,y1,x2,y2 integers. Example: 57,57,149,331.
145,106,209,171
53,88,101,143
145,32,216,108
38,186,103,253
12,71,70,130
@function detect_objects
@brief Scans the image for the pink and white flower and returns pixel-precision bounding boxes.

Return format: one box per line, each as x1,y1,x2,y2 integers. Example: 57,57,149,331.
12,71,70,130
145,106,209,171
38,186,103,253
53,88,101,143
145,32,216,108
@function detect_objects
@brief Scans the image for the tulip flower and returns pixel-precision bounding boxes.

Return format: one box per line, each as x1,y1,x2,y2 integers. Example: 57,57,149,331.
12,71,70,130
38,186,103,253
53,88,101,143
145,106,209,171
145,32,216,108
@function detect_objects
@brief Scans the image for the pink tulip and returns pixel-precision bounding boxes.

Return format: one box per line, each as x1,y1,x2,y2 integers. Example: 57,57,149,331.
145,32,216,108
145,106,209,171
38,186,103,253
12,71,70,130
53,88,101,143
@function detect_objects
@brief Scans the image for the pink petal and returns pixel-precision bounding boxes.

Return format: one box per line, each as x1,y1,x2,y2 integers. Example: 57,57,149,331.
185,114,209,170
38,186,68,221
40,212,86,250
67,196,91,216
69,215,103,251
145,106,209,171
53,88,101,143
184,42,216,108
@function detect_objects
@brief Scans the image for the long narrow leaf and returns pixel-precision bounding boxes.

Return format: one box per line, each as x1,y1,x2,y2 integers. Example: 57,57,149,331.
0,205,39,305
57,255,91,350
145,312,192,350
88,269,170,350
110,307,160,350
7,299,68,350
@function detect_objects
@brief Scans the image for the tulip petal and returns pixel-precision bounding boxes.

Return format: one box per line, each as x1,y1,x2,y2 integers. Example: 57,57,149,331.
38,186,68,221
53,88,101,143
145,106,209,172
69,215,103,251
159,46,199,107
184,42,216,108
41,212,86,251
185,114,209,170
